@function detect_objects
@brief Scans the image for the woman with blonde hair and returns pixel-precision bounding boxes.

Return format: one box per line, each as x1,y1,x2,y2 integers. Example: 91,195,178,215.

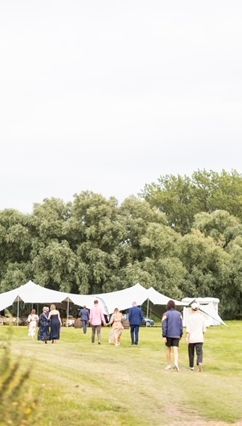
108,308,124,346
48,304,61,343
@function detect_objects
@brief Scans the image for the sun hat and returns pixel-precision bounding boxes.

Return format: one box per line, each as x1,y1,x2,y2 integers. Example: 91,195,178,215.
191,302,200,311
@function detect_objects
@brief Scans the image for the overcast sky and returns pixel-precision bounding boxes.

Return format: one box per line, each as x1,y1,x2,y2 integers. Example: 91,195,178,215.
0,1,242,213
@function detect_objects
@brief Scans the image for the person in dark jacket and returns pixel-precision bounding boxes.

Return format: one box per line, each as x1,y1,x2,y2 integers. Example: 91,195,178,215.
38,306,50,343
49,304,61,343
79,305,90,334
162,300,183,371
128,302,144,345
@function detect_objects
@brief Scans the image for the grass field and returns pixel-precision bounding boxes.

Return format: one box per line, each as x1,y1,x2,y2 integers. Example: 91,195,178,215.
0,322,242,426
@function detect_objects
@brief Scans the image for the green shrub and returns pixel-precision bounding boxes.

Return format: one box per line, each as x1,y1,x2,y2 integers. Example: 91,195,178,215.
0,330,38,425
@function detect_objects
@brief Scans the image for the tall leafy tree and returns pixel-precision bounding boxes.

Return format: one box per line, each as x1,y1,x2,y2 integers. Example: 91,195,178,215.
0,210,32,290
224,236,242,317
119,196,167,261
178,230,231,309
142,170,242,234
70,192,126,293
32,240,78,292
31,198,71,244
192,210,240,248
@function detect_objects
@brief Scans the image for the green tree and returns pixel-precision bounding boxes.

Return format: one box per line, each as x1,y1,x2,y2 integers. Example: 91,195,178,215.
0,210,32,263
0,210,33,290
32,198,71,243
69,192,126,293
119,196,167,261
32,241,78,292
179,230,231,308
142,170,242,234
192,210,240,248
224,236,242,317
0,262,32,292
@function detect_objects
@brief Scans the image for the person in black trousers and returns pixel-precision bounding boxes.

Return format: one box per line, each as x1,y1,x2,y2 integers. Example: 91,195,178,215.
128,302,144,345
79,305,90,334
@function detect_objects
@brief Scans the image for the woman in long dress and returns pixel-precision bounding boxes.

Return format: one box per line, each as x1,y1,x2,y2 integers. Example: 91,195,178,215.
49,304,61,343
108,308,124,346
38,306,50,343
27,309,39,339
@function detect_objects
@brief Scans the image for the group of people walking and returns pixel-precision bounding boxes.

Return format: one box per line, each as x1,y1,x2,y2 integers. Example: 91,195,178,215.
85,298,206,371
79,299,145,347
80,300,126,346
27,304,61,343
28,299,206,371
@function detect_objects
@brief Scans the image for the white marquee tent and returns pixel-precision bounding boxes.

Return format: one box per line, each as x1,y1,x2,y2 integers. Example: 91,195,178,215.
0,281,150,316
0,281,181,316
0,287,21,313
94,283,149,314
146,287,183,306
0,281,224,326
182,297,225,326
0,280,101,309
0,281,103,323
144,287,184,317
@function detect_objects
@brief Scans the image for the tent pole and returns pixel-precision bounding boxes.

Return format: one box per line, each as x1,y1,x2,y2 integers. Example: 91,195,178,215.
17,298,20,327
146,299,150,318
66,299,70,327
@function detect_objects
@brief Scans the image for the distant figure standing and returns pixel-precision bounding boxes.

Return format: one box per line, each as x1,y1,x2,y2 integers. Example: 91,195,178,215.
162,300,183,371
108,308,124,346
89,300,106,344
27,309,39,339
80,305,90,334
49,304,61,343
186,302,206,372
128,302,144,345
38,306,50,344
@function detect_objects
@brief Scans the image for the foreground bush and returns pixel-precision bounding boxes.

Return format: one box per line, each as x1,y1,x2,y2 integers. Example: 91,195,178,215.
0,331,38,425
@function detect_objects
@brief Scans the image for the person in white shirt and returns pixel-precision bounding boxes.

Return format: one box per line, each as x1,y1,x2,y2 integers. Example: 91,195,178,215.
27,309,39,339
186,302,206,372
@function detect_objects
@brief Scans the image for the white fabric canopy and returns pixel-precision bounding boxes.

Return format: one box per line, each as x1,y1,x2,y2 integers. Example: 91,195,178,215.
0,281,151,315
65,292,103,311
15,281,68,304
94,283,149,314
146,287,184,306
3,281,225,323
182,297,225,326
0,287,20,312
0,281,186,315
0,281,103,312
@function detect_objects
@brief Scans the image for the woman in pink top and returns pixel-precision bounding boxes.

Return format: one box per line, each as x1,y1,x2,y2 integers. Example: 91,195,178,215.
89,300,106,344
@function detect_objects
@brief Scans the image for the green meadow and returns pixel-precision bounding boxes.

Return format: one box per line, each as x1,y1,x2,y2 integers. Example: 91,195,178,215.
0,322,242,426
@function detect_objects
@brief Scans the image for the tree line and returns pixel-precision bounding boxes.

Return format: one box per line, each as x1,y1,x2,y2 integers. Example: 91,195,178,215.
1,170,242,319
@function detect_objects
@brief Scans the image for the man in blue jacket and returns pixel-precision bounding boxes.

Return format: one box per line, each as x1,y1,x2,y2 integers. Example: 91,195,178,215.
162,300,183,371
128,301,144,345
79,305,90,334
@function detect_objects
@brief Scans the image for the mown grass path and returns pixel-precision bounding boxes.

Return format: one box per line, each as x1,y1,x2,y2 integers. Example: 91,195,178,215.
1,321,242,425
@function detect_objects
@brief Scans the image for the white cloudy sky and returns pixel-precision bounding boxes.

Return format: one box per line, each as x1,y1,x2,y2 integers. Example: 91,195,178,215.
0,1,242,212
